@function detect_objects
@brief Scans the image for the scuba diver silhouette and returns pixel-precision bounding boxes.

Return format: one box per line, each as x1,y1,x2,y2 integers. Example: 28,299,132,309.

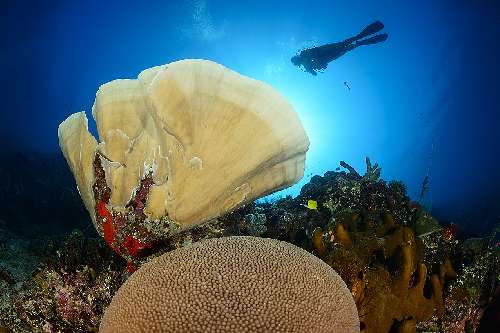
291,21,388,76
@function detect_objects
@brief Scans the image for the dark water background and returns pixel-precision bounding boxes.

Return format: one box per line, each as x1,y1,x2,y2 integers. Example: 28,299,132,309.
1,0,499,237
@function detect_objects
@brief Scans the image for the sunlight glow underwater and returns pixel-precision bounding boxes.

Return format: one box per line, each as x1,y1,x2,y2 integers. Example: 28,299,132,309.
2,0,499,233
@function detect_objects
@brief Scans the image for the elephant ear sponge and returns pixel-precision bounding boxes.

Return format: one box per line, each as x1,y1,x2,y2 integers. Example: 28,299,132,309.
99,236,360,333
58,59,309,236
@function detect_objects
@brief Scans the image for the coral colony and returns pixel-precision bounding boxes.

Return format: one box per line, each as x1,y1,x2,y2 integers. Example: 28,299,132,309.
99,237,359,332
0,60,498,332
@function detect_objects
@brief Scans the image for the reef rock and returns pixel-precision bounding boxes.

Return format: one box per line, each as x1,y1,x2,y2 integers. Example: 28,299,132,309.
58,60,309,261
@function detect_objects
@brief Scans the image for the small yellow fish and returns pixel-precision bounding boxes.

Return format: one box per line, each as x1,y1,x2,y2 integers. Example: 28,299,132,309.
306,200,317,210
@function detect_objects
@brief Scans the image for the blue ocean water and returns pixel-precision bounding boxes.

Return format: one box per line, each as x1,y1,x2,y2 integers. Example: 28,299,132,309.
1,0,499,234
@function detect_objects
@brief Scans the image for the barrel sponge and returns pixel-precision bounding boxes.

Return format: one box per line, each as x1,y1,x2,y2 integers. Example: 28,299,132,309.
99,236,360,333
58,59,309,234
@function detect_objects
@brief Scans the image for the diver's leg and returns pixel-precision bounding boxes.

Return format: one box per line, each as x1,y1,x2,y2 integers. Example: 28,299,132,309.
355,33,388,47
354,21,384,40
342,36,359,45
341,21,384,45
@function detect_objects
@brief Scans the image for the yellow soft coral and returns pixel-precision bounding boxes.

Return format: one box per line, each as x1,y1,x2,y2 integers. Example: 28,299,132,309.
322,213,456,333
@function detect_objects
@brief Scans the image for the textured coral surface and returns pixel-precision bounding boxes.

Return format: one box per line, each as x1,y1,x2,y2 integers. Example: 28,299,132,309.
100,236,359,333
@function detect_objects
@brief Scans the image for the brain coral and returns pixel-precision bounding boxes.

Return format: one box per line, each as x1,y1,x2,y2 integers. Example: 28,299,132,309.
99,236,359,333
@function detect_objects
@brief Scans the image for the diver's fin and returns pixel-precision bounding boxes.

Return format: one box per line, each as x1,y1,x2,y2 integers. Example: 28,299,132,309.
356,21,385,40
355,33,388,46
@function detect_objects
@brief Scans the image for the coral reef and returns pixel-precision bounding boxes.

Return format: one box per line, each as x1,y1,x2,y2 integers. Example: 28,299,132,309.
216,159,498,332
0,224,61,284
299,158,412,225
1,158,498,332
100,236,359,333
418,227,500,332
323,221,457,332
0,230,126,332
58,60,309,267
240,206,268,236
